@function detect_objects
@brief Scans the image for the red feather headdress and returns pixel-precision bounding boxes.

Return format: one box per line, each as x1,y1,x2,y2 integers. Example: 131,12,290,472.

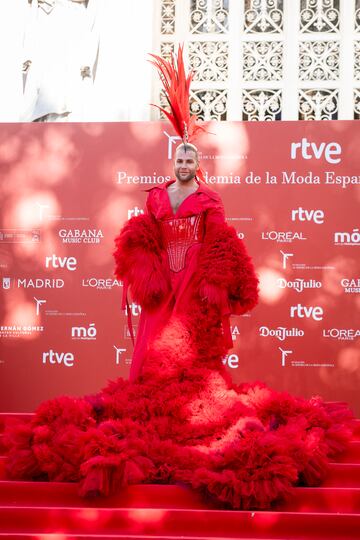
149,44,207,145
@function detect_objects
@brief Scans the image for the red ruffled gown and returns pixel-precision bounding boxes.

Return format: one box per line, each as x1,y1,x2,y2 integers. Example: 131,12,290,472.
4,180,354,509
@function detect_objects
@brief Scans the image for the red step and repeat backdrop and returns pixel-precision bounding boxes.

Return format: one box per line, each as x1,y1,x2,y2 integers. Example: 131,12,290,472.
0,120,359,413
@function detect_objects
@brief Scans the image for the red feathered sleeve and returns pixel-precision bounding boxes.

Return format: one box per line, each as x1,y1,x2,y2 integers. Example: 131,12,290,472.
197,206,259,316
113,213,170,311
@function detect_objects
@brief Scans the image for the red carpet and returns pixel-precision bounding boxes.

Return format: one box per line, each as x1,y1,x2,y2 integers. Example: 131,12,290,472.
0,413,359,539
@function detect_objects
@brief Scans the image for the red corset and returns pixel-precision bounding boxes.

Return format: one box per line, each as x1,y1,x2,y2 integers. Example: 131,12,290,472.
159,213,205,272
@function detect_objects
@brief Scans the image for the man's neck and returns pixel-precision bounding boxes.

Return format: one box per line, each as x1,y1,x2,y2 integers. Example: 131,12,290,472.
173,178,198,190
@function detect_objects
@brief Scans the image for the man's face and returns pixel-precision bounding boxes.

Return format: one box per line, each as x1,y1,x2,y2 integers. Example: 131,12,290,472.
174,147,198,183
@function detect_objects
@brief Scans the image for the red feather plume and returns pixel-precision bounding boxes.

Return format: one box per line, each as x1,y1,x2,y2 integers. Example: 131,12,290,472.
149,44,206,143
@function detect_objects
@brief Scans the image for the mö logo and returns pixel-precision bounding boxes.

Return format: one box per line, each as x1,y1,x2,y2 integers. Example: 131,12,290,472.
291,207,324,224
334,229,360,246
259,326,304,341
222,353,239,369
290,304,323,321
42,349,74,367
290,138,341,164
128,206,144,220
71,323,97,340
45,255,77,271
277,279,322,293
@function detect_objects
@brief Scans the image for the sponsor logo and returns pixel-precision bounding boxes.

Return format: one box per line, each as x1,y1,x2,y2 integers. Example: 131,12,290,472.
58,229,103,244
36,203,50,222
291,207,324,224
340,278,360,293
259,326,304,341
2,277,11,289
45,255,77,271
323,328,360,341
222,353,239,369
261,231,307,242
125,302,141,317
277,278,322,292
290,138,341,164
114,345,127,365
82,278,123,290
290,304,323,321
279,347,334,368
15,278,64,289
71,323,97,340
124,326,138,339
164,131,182,159
42,349,75,367
128,207,144,220
0,229,40,243
279,347,292,367
231,325,240,341
334,228,360,246
34,297,46,315
0,325,44,338
237,232,245,240
280,251,335,271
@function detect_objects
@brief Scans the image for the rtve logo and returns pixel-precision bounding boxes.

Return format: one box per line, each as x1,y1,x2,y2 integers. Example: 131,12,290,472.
290,138,341,164
45,254,77,271
42,349,74,367
291,207,324,224
127,206,144,220
290,304,324,321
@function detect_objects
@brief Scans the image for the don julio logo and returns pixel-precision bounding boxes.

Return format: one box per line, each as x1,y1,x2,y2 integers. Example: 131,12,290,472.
259,326,304,341
277,279,322,292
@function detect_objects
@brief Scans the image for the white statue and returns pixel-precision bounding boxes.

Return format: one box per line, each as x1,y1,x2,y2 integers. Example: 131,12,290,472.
22,0,100,121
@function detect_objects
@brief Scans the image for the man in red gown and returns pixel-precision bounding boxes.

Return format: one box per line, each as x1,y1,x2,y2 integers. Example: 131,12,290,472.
115,142,259,383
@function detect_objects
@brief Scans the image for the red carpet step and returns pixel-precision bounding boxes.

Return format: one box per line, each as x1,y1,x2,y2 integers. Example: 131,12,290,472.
0,412,359,539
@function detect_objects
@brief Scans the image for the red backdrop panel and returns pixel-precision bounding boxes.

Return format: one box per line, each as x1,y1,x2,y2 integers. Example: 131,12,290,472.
0,121,359,413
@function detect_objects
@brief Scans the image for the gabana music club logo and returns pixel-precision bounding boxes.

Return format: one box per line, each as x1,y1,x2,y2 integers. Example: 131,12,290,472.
341,278,360,293
58,229,104,244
